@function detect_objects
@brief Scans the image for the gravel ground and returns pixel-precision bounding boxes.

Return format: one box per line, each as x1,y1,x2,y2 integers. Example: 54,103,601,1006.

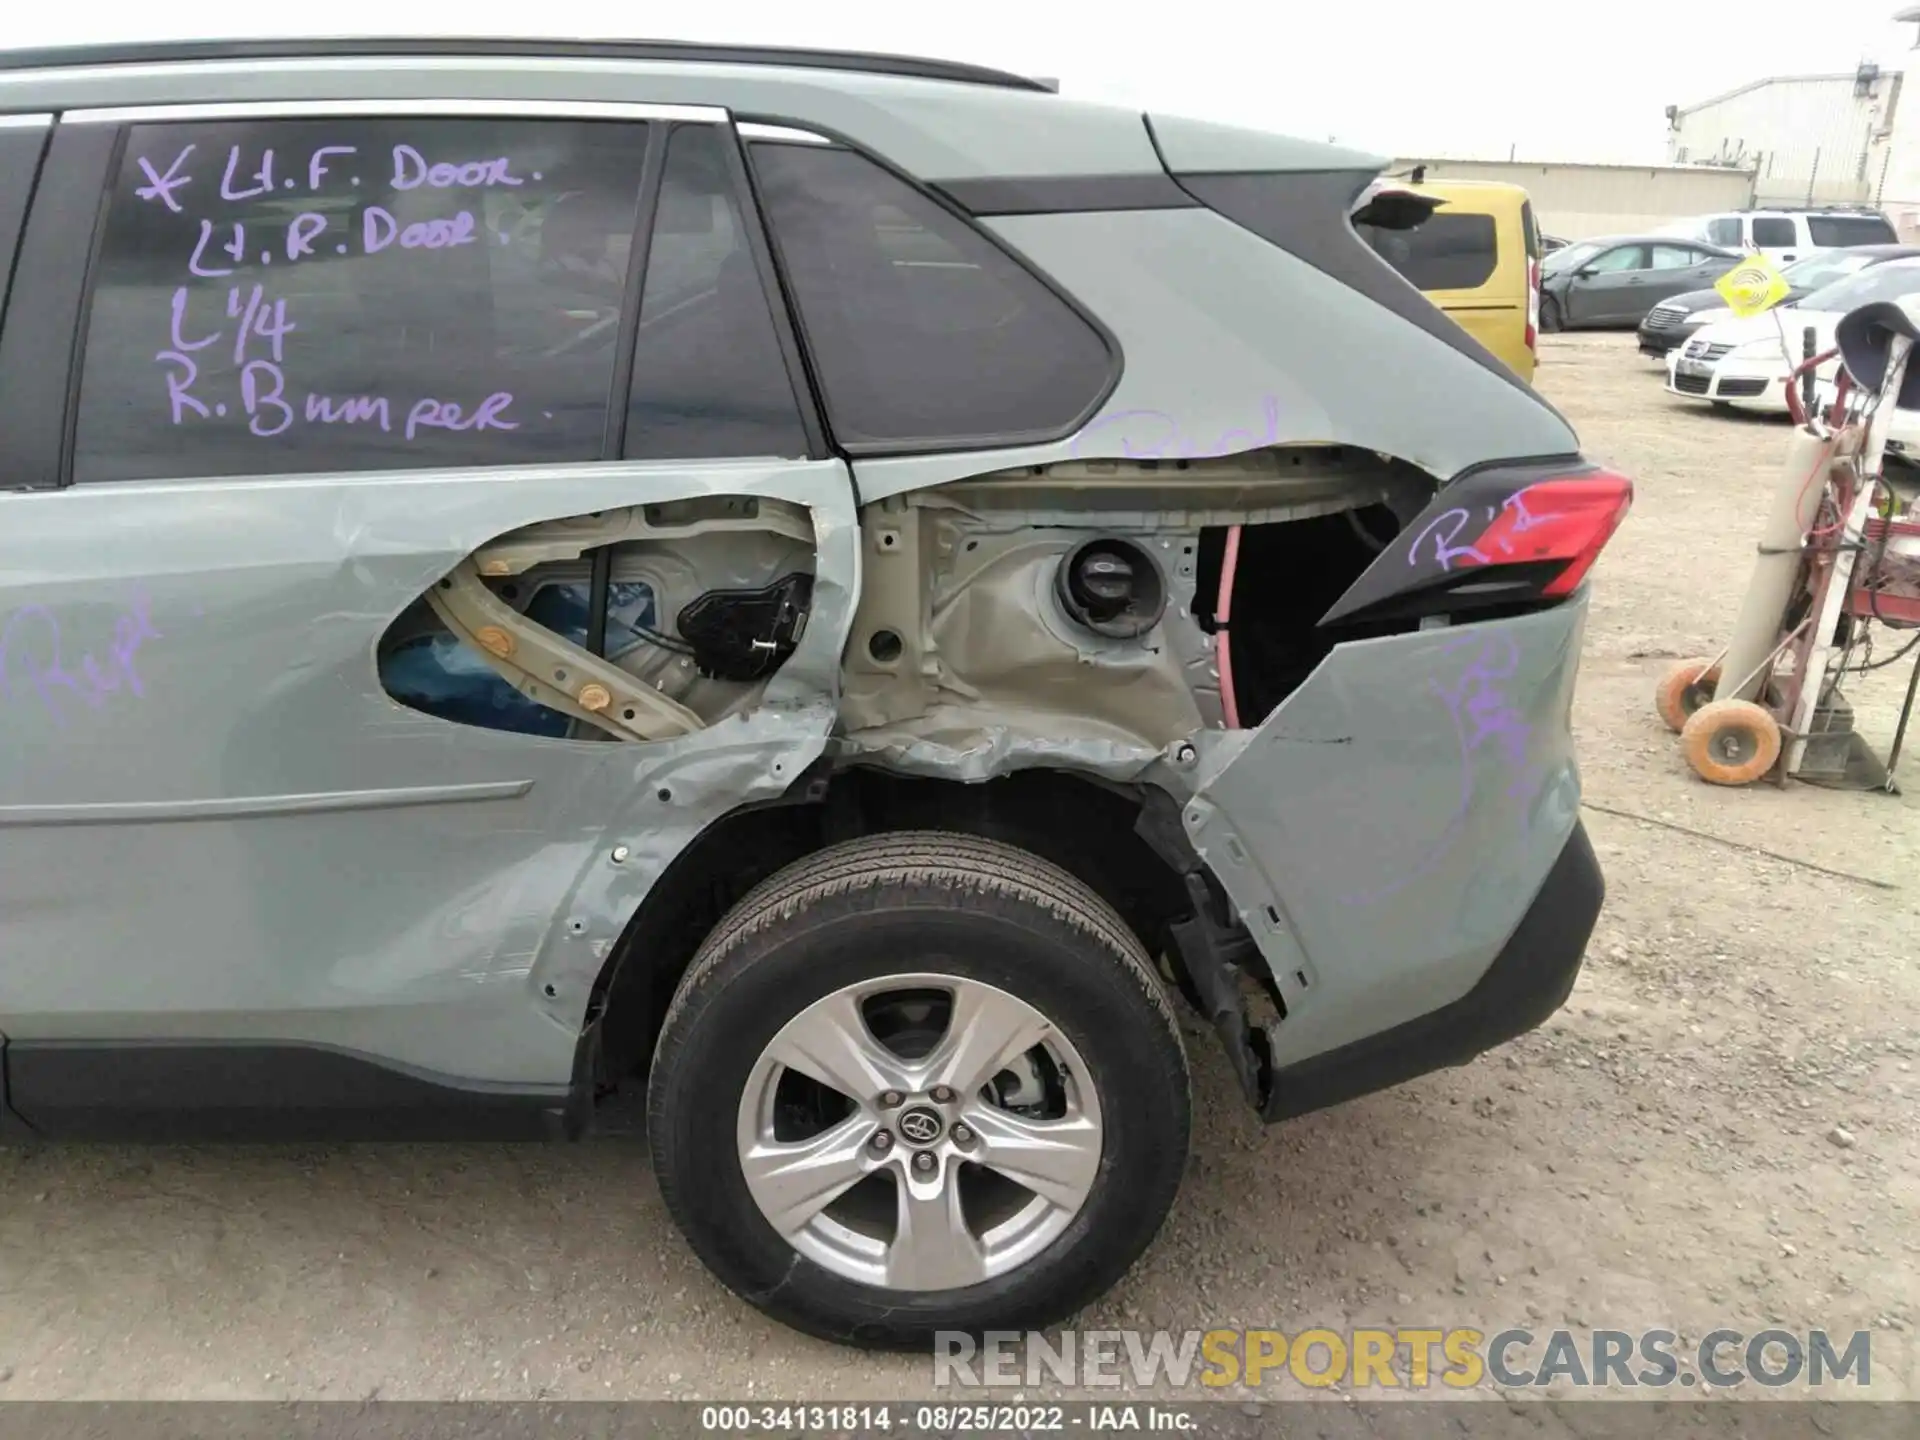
1,333,1916,1403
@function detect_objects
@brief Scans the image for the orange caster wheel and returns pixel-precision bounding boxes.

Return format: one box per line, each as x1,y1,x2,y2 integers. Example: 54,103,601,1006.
1656,657,1722,734
1681,699,1781,786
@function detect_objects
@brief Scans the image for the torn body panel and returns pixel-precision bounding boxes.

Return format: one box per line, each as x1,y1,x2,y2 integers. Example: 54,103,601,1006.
0,459,858,1089
836,446,1431,782
1184,592,1590,1069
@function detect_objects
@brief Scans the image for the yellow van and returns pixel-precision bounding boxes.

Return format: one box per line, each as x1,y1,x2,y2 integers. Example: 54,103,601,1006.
1355,176,1541,385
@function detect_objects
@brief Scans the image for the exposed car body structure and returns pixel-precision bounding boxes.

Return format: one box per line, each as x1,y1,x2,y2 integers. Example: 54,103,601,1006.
0,39,1627,1346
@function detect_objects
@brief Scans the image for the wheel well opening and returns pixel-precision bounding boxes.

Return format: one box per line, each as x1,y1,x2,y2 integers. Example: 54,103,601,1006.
581,768,1198,1096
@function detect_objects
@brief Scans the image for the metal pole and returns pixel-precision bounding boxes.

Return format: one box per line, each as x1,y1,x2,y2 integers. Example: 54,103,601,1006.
1877,146,1894,206
1884,645,1920,789
1807,146,1821,206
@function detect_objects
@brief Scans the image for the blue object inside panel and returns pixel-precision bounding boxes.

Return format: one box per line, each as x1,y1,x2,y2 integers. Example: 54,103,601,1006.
381,582,660,737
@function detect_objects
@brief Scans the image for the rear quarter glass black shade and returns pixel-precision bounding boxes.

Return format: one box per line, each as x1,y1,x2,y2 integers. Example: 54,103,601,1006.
1808,215,1899,247
1356,211,1498,291
1172,168,1542,401
746,140,1114,451
70,115,652,483
623,124,808,460
1750,216,1797,247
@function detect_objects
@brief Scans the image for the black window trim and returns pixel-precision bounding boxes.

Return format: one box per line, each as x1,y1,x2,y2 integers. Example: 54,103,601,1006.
732,111,1124,459
716,120,835,466
15,97,842,487
0,119,119,491
600,124,671,459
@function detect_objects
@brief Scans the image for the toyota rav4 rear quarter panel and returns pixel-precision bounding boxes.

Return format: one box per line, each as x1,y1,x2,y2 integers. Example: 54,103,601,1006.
851,112,1577,502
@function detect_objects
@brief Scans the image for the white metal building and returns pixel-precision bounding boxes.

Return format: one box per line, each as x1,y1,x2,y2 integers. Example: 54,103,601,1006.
1392,158,1756,240
1666,68,1899,208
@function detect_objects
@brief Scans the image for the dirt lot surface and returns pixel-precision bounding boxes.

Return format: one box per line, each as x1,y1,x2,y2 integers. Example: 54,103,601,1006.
2,334,1916,1404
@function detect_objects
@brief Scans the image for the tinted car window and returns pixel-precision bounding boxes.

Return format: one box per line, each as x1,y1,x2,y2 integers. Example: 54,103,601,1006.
1783,250,1886,289
72,116,651,483
1800,261,1920,313
1807,215,1899,247
1706,217,1742,246
1357,210,1497,291
1586,245,1648,272
623,126,807,460
747,140,1113,450
1751,217,1797,247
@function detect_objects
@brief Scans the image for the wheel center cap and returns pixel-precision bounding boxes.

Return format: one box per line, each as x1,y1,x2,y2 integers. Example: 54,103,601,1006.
897,1106,945,1145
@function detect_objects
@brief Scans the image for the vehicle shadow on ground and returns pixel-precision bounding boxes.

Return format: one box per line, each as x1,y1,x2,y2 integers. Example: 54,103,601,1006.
0,1013,1483,1394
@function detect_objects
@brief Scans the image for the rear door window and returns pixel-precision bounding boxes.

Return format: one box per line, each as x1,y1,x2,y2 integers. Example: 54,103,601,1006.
1706,217,1741,247
1358,208,1498,291
746,138,1114,451
1650,244,1703,269
1750,216,1798,248
1807,214,1899,247
70,114,654,483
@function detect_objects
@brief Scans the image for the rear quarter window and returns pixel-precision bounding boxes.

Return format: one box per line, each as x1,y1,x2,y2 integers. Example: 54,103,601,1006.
1808,215,1899,247
1356,209,1498,291
747,139,1115,451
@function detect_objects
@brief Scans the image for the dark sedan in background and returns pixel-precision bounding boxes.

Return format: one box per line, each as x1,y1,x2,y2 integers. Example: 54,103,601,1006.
1637,243,1920,356
1540,235,1743,332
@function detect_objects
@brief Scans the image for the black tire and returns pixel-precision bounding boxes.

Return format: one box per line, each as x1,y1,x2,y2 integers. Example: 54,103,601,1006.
647,831,1191,1349
1539,294,1563,333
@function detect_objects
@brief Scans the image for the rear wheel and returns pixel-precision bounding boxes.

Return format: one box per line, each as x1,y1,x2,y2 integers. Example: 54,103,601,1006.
1540,295,1564,333
1681,698,1781,785
647,831,1191,1348
1655,657,1722,733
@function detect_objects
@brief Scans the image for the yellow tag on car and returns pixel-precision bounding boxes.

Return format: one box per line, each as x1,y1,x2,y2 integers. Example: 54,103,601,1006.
1715,255,1791,317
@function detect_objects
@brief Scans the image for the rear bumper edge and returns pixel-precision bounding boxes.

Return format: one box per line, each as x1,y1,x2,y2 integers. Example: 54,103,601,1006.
1261,819,1603,1122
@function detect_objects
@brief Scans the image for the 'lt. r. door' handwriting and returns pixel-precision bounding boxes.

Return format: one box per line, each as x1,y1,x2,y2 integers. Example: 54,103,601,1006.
0,598,161,723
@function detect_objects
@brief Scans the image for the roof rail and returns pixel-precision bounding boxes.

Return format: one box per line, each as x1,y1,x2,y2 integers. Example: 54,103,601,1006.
0,37,1054,92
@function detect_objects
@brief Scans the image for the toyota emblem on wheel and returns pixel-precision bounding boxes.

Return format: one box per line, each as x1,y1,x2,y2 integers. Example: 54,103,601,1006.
897,1106,944,1144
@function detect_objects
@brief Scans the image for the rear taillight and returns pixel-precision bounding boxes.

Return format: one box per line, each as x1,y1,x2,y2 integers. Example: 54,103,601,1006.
1525,258,1540,352
1320,461,1634,627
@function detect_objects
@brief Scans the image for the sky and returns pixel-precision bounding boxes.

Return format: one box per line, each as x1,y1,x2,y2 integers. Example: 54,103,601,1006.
7,1,1920,166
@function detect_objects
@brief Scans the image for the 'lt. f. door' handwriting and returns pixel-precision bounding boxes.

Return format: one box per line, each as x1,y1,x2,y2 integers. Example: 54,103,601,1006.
137,139,540,445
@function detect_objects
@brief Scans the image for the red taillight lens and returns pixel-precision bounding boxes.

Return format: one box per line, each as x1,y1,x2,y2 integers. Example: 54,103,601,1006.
1480,473,1634,596
1320,462,1634,627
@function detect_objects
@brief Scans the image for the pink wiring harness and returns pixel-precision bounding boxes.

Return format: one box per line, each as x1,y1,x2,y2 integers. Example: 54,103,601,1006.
1217,525,1243,729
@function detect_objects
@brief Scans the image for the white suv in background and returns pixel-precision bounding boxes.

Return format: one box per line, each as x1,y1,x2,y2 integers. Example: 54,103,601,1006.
1659,208,1898,265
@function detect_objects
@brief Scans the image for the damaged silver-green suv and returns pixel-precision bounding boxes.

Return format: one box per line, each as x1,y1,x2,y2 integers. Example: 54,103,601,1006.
0,38,1629,1347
